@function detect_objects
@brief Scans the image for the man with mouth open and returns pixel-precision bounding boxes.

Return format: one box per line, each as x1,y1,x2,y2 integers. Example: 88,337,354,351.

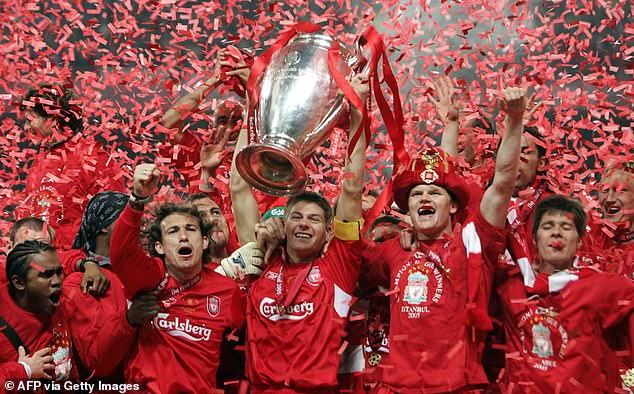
583,161,634,280
496,195,634,392
110,163,263,393
0,240,74,383
361,87,527,393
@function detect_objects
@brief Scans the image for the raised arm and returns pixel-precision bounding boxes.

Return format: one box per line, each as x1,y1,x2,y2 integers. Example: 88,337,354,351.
480,87,527,228
431,76,461,157
335,74,370,222
229,124,261,245
110,163,164,298
161,49,226,137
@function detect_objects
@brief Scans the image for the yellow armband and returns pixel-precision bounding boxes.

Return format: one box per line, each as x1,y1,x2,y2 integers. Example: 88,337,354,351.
334,217,364,241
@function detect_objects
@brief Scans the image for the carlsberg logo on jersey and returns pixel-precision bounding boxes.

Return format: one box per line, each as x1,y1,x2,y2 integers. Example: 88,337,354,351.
153,313,212,342
260,297,314,321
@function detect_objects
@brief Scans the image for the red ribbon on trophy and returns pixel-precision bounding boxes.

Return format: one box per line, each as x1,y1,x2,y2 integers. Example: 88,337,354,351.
244,21,408,210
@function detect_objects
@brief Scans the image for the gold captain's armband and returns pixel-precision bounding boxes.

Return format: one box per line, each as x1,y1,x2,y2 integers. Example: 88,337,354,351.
334,217,364,241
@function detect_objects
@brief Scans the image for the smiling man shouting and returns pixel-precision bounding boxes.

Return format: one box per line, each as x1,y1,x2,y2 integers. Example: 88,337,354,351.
361,87,528,393
110,163,257,393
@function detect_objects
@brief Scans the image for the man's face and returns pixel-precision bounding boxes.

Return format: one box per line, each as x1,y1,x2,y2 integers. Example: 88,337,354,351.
515,135,540,193
155,213,209,278
534,211,581,271
370,222,403,243
192,198,229,250
213,103,243,144
600,169,634,227
24,110,54,144
10,226,53,250
16,250,63,315
284,201,332,261
407,184,457,240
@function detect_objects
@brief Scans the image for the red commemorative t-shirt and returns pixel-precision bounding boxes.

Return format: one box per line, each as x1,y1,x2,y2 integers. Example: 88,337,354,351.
361,209,506,393
246,236,362,393
17,138,125,249
111,205,246,394
0,285,74,382
497,266,634,393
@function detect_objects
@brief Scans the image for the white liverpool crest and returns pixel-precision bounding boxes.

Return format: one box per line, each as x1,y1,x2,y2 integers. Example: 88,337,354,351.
403,271,429,305
207,296,220,318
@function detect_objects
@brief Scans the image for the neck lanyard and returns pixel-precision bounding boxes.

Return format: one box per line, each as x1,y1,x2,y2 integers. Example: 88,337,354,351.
275,261,314,316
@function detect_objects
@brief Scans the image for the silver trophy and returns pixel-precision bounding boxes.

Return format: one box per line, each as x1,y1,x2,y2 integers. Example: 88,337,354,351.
235,32,371,196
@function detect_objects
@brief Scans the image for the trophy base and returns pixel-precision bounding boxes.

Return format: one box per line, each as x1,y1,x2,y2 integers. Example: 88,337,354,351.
235,142,308,197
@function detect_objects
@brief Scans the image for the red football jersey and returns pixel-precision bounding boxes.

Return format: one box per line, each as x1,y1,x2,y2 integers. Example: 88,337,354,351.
497,265,634,392
361,210,506,393
111,205,246,394
246,237,362,392
17,138,125,249
62,270,137,378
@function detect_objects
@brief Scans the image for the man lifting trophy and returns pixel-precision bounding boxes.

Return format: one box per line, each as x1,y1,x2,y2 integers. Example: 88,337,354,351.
236,22,400,197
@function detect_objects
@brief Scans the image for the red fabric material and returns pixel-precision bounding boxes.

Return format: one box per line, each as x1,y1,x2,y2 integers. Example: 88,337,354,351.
0,285,75,382
16,138,126,250
361,291,390,389
61,270,136,378
57,249,86,277
360,209,506,393
0,361,28,389
110,205,246,393
497,266,634,393
246,238,362,391
509,180,553,262
0,258,6,287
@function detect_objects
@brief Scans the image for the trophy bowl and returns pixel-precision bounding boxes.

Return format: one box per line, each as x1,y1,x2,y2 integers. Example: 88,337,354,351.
236,33,361,197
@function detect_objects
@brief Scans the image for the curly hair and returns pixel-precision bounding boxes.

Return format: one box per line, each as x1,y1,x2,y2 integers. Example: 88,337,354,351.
6,240,56,297
21,84,84,134
145,203,213,264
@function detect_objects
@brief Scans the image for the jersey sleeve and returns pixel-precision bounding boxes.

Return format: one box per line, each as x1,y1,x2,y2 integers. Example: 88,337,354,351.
360,240,390,291
111,205,165,298
57,248,86,277
62,271,137,377
465,207,507,265
597,273,634,330
0,361,28,385
226,281,246,331
320,235,362,295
